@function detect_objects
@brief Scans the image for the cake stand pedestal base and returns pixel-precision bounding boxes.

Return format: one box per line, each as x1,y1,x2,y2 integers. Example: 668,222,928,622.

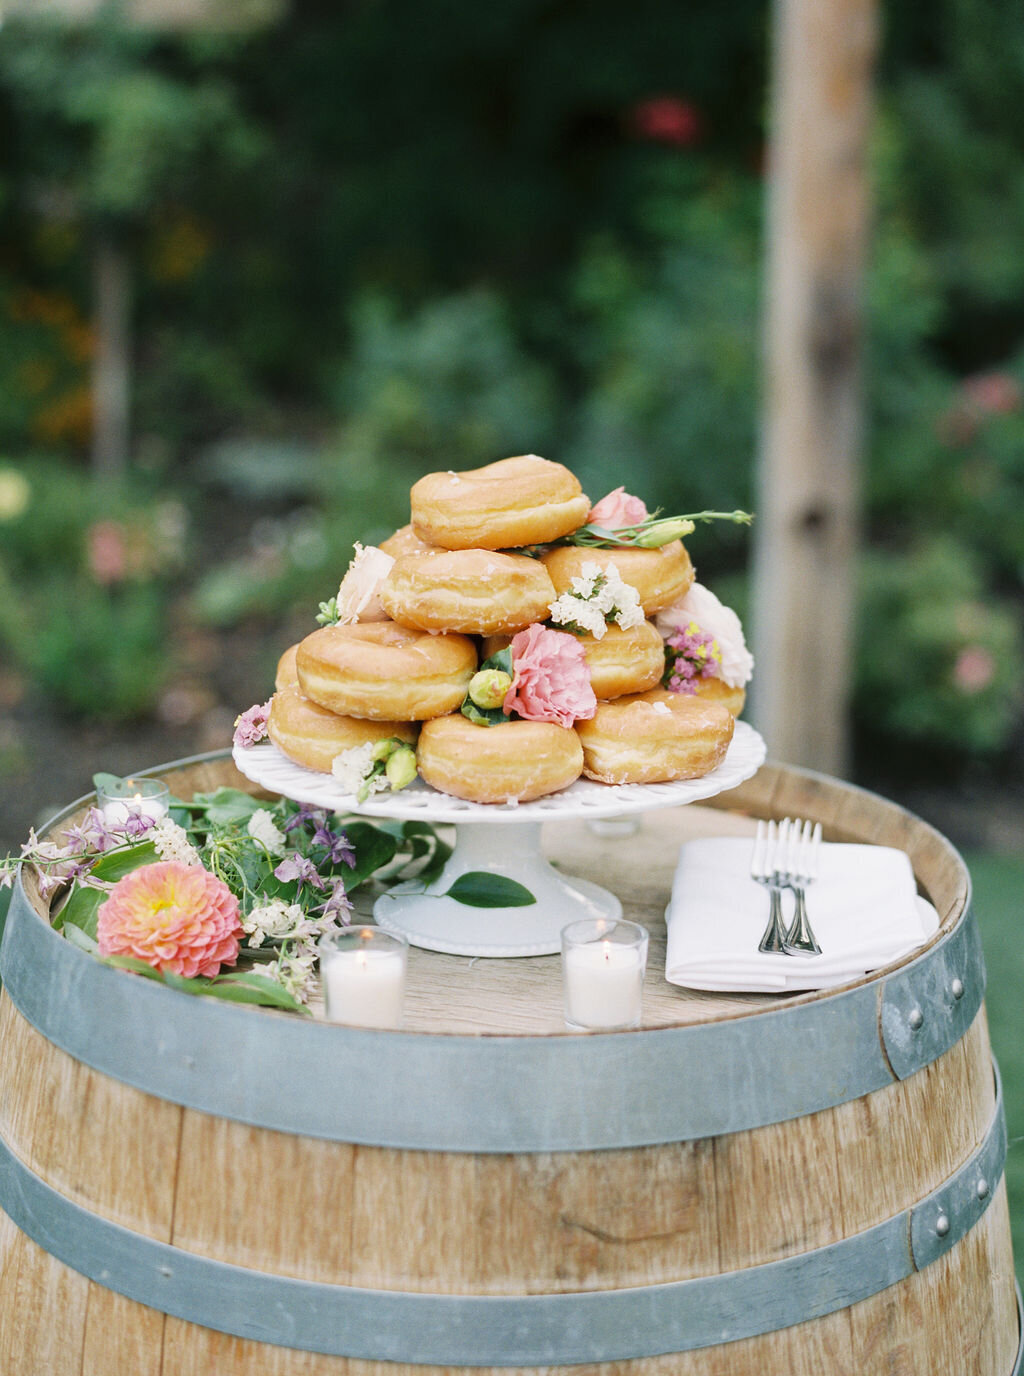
373,821,621,958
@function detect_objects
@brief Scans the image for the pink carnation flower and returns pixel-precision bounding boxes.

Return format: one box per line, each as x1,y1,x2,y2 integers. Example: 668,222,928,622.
234,699,271,748
97,860,243,978
587,486,649,529
504,624,597,728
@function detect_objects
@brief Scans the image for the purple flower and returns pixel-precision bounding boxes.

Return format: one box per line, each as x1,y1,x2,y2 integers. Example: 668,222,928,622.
310,823,356,868
273,854,327,892
282,803,328,833
60,808,108,853
315,876,353,923
664,622,721,695
122,807,158,839
233,700,272,749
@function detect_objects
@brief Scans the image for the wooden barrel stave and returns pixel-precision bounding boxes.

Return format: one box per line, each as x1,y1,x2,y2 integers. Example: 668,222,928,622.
0,754,1017,1374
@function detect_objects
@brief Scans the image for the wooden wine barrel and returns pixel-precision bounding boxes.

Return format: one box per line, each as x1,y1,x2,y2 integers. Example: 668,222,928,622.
0,751,1018,1375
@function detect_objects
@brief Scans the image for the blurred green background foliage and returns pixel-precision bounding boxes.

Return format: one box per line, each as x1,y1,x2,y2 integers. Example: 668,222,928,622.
0,0,1021,781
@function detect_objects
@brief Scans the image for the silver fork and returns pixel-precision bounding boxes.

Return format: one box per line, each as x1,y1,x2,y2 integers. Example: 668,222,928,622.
780,819,823,956
752,818,790,953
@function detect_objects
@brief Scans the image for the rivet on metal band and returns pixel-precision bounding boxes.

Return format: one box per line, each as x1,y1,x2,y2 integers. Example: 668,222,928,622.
0,1066,1007,1367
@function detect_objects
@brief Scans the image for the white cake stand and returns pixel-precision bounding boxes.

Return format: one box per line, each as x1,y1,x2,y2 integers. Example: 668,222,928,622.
232,721,766,958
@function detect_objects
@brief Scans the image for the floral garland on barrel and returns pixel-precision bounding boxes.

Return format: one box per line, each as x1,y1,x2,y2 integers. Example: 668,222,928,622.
1,780,466,1014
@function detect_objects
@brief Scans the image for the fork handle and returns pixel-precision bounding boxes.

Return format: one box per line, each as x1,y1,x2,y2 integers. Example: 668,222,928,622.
784,885,822,956
758,884,789,954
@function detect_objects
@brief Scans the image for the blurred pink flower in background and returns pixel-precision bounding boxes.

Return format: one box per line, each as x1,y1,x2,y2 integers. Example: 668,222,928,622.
629,96,703,147
97,860,242,977
952,646,997,694
86,519,127,584
963,371,1021,416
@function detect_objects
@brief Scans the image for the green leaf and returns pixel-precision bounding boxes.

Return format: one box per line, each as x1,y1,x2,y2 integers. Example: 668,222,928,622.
63,923,100,954
343,820,401,888
209,971,307,1013
101,954,163,978
91,841,159,882
92,772,123,796
190,788,263,826
417,844,454,885
443,872,536,907
460,699,508,727
54,884,104,938
480,647,513,677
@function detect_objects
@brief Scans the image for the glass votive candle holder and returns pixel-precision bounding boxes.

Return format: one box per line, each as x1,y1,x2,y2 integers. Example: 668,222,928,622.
561,918,649,1032
319,927,409,1029
96,777,170,827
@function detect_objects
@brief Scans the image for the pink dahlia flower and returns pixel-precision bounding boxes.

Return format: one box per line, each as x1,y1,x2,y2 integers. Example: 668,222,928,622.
504,624,597,728
587,486,649,529
97,861,243,978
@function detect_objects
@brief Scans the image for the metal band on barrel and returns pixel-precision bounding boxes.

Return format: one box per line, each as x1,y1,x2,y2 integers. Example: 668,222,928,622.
0,874,984,1153
0,1068,1006,1365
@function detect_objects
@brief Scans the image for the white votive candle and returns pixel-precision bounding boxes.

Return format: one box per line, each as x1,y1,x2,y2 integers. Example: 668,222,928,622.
319,928,408,1029
97,778,170,827
561,919,648,1031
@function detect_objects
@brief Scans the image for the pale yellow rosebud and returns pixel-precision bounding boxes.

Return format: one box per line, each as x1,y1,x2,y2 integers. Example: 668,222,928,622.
468,668,513,710
385,746,418,791
634,517,695,547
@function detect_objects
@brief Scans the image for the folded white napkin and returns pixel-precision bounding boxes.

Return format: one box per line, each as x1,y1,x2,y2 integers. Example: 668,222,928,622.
665,836,939,992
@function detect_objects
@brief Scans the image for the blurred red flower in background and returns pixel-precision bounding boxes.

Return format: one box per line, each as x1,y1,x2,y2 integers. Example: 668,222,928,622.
629,96,703,147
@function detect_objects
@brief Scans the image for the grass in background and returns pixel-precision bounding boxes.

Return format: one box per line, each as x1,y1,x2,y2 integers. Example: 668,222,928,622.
966,849,1024,1284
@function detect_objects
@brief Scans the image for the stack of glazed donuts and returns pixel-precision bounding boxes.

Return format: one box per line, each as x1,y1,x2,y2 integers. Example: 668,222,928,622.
266,455,741,804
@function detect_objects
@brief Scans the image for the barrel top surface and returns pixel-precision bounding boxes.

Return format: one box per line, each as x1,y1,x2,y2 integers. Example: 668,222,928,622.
13,750,970,1039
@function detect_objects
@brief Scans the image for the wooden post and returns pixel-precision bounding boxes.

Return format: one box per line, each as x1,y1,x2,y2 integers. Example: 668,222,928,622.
750,0,879,774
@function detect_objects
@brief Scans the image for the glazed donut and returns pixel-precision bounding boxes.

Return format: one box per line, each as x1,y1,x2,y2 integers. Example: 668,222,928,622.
379,549,556,636
417,713,584,804
483,618,665,700
296,622,477,721
640,681,746,717
574,690,734,784
542,541,694,615
379,523,437,558
410,455,591,551
275,643,299,691
268,686,417,774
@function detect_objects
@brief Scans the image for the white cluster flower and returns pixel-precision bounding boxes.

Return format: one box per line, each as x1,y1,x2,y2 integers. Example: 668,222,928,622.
150,818,202,867
548,561,645,640
247,808,287,857
331,742,388,797
261,949,318,1005
242,897,311,948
